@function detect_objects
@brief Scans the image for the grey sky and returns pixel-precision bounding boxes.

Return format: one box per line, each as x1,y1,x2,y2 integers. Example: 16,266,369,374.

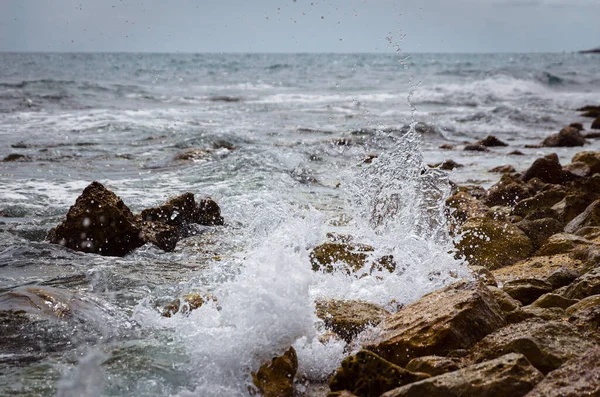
1,0,599,53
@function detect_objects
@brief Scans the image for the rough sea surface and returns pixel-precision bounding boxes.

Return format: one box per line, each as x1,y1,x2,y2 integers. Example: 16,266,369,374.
0,52,599,396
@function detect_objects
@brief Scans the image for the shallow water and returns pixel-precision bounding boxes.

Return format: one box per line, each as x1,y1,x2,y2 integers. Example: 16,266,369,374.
0,52,599,396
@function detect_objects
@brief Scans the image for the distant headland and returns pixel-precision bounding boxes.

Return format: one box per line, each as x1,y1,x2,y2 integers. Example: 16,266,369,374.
580,47,600,54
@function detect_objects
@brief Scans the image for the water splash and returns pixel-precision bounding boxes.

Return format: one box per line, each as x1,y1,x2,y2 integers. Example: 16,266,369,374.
55,349,107,397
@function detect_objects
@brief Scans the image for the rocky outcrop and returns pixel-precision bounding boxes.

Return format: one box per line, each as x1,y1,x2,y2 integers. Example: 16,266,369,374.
365,281,505,367
381,354,542,397
252,347,298,397
315,299,389,343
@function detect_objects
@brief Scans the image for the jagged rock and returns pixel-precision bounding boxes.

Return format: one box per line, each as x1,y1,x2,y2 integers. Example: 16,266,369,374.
479,135,508,147
516,219,564,251
468,265,498,287
563,268,600,300
512,188,566,218
161,293,216,317
309,242,395,275
468,318,595,374
537,233,592,256
542,126,586,147
525,348,600,397
329,350,429,397
252,347,298,397
565,295,600,338
2,153,32,162
492,254,585,284
551,194,590,223
405,356,459,377
315,299,389,343
139,221,179,252
464,144,489,152
546,268,580,289
488,286,521,313
141,193,224,228
446,192,488,227
522,154,567,184
565,294,600,316
575,226,600,240
48,182,145,256
489,165,515,173
484,174,533,207
381,353,543,397
505,306,566,324
565,199,600,233
502,279,553,305
455,217,533,270
365,281,506,367
530,293,578,309
197,196,226,226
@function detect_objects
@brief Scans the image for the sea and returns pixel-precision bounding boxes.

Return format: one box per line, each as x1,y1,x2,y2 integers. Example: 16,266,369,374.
0,52,599,396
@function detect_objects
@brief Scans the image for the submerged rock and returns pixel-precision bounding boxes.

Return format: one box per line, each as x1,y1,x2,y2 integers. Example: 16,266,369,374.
381,353,542,397
365,281,505,367
315,299,389,343
252,347,298,397
328,350,429,397
48,182,145,256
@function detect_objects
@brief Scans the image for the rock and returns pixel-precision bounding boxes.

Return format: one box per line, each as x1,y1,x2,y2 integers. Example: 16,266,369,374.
252,347,298,397
492,254,585,284
327,391,358,397
140,193,224,228
196,197,226,226
488,286,521,313
430,159,463,171
139,221,179,252
174,148,212,161
161,293,216,317
455,217,533,270
456,185,487,200
365,280,506,367
468,318,595,374
525,348,600,397
329,350,429,397
381,353,543,397
446,192,488,229
578,105,600,118
530,293,578,309
505,306,566,324
537,233,592,256
522,153,567,184
510,150,525,155
593,117,600,130
551,194,590,223
468,265,498,287
211,95,241,103
479,135,508,147
563,161,592,178
439,144,454,150
565,295,600,338
546,268,580,289
542,126,586,147
502,279,553,305
48,182,145,256
315,299,389,343
484,174,533,207
489,165,516,173
405,356,459,377
309,242,395,275
2,153,32,162
569,122,584,131
586,132,600,139
565,199,600,233
563,268,600,300
565,294,600,316
516,219,564,251
572,151,600,174
464,144,489,152
512,187,566,218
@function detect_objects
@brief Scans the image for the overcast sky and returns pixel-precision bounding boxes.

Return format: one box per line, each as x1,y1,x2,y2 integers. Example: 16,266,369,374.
1,0,599,53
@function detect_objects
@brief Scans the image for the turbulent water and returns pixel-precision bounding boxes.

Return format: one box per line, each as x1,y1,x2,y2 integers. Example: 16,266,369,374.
0,52,599,396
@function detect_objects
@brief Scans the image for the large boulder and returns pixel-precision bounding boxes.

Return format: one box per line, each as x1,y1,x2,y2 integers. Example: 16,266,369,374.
48,182,145,256
542,126,586,147
364,281,506,367
468,318,595,374
252,347,298,397
328,350,429,397
381,353,543,397
455,217,533,270
525,348,600,397
315,300,389,343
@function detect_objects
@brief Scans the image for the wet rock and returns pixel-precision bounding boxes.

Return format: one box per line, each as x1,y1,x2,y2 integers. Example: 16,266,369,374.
546,268,580,289
309,242,395,275
48,181,145,256
381,353,543,397
488,286,521,313
516,218,564,251
537,233,592,256
489,165,515,173
512,188,566,218
563,161,591,178
174,148,212,161
569,122,584,131
439,144,454,150
161,293,216,317
329,350,429,397
525,348,600,397
405,356,459,377
492,254,585,284
551,193,590,223
455,217,533,270
469,265,498,287
315,299,389,343
2,153,32,162
510,150,525,155
464,144,489,152
593,117,600,130
211,95,241,102
530,293,578,309
505,306,566,324
327,391,358,397
484,174,533,207
196,197,226,226
502,278,553,305
479,135,508,147
456,185,487,200
522,153,567,184
252,347,298,397
572,151,600,174
430,159,463,171
542,126,586,147
578,105,600,118
565,199,600,233
446,192,488,228
365,280,506,367
565,294,600,316
139,221,179,252
563,267,600,300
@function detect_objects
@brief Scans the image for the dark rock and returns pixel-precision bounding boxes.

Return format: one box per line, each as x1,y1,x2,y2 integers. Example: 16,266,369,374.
141,193,224,228
405,356,459,377
565,200,600,233
197,197,225,226
48,182,145,256
565,295,600,338
562,161,591,178
546,268,580,290
489,165,516,173
2,153,32,162
569,122,584,131
563,268,600,300
525,348,600,397
252,347,298,397
530,293,579,309
522,153,567,184
309,242,395,275
512,188,566,218
446,192,488,227
464,144,489,152
516,218,564,250
484,174,533,207
365,281,506,367
315,299,389,343
572,151,600,174
585,132,600,139
381,353,542,397
479,135,508,147
468,318,595,374
502,279,553,305
509,150,525,155
578,105,600,118
430,159,463,171
592,117,600,130
210,95,241,103
551,194,590,223
329,350,429,397
439,144,454,150
542,126,586,147
174,148,212,161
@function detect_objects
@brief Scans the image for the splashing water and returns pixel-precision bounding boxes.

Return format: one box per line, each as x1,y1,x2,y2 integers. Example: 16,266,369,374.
55,350,107,397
